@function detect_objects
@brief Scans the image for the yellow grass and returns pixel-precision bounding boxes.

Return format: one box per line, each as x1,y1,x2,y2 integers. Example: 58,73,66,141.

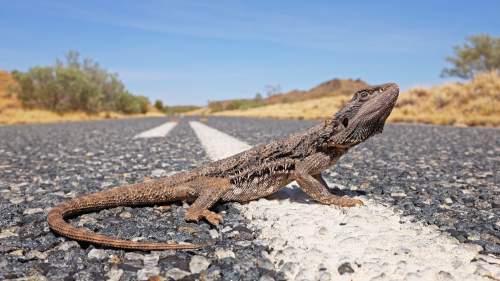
0,70,165,125
213,95,351,119
389,71,500,126
212,72,500,127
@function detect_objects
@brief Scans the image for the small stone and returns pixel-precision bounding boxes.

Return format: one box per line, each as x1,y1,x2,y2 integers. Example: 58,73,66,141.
338,262,355,275
23,208,44,215
109,254,122,264
436,270,454,281
235,241,251,247
484,243,500,255
205,269,222,281
258,258,275,271
209,229,220,239
26,250,48,260
119,211,133,219
259,275,275,281
166,268,190,280
9,249,23,256
137,268,160,281
318,226,328,235
100,181,114,188
143,254,159,267
445,198,453,204
280,262,299,280
390,192,407,198
107,266,124,281
57,241,79,251
467,234,480,241
189,255,211,274
215,248,235,259
88,249,108,260
317,271,332,281
0,227,18,239
476,263,500,280
151,169,167,178
125,252,145,261
492,199,500,209
25,274,48,281
9,197,25,204
178,226,197,234
221,226,232,233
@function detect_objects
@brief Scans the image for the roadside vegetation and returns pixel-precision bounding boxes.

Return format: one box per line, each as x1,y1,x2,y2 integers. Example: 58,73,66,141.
153,99,200,115
1,51,165,125
207,79,368,113
201,34,500,127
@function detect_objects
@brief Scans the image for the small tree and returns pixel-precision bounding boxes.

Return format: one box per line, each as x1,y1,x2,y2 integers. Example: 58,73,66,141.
154,100,165,111
441,34,500,79
265,84,282,97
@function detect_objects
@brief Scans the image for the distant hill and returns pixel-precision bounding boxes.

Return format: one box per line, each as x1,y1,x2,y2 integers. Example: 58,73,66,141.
211,72,500,127
207,78,369,112
266,78,368,104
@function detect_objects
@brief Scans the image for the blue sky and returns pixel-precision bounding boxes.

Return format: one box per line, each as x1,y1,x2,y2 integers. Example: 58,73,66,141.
1,1,499,105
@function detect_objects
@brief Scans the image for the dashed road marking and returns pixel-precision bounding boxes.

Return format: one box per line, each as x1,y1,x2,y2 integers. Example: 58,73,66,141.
189,121,250,160
189,121,498,281
134,122,177,139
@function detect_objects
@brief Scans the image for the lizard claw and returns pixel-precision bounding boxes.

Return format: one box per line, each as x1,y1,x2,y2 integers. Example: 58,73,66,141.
338,197,364,207
202,210,223,226
185,210,223,226
322,196,364,208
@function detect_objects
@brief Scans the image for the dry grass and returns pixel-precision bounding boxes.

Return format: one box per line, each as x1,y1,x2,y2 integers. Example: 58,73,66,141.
212,72,500,127
389,71,500,126
213,95,351,120
0,70,164,125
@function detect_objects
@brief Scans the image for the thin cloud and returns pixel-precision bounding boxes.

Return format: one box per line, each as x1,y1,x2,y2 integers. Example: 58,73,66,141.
36,1,439,54
116,69,244,82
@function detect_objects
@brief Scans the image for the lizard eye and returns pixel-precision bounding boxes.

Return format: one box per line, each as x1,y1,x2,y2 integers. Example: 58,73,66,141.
341,117,349,127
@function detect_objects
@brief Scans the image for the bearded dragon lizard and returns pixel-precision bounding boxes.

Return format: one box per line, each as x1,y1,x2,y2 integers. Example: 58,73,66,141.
48,83,399,250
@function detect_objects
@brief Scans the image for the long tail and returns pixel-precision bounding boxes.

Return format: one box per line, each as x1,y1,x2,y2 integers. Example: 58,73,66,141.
47,179,202,250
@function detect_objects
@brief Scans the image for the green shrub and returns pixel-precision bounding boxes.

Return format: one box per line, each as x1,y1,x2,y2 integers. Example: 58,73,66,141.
10,51,150,114
164,105,200,114
154,100,165,112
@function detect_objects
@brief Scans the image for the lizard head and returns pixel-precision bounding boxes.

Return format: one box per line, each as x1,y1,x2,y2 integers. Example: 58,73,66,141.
329,83,399,147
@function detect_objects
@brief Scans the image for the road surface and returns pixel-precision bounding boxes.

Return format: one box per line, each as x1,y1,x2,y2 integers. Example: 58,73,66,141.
0,117,498,280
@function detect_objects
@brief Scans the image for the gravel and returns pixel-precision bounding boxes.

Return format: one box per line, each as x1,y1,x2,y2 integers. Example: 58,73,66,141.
0,118,276,280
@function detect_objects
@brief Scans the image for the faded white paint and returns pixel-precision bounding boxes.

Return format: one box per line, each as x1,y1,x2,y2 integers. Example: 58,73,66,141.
134,122,177,139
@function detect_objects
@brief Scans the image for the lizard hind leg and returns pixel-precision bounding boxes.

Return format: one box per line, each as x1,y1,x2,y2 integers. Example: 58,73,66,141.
183,176,232,226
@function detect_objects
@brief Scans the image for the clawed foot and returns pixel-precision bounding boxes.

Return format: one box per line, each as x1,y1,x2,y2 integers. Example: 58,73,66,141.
323,196,364,208
185,210,223,226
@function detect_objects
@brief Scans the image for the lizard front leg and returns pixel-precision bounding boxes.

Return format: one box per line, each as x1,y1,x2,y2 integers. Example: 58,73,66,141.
184,176,232,226
294,154,363,207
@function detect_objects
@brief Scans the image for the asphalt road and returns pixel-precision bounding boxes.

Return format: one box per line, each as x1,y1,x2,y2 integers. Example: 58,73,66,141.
0,116,498,280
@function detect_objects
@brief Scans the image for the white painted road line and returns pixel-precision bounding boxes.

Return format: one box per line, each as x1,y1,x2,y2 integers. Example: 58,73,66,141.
189,121,499,281
189,121,250,160
134,122,178,139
